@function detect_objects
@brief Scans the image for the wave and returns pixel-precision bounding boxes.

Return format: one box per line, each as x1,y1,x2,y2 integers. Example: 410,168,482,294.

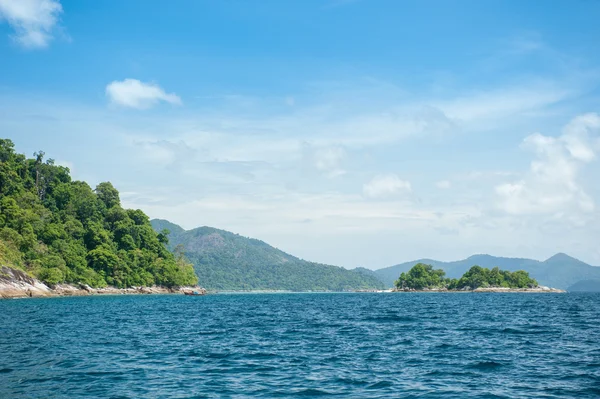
468,361,506,370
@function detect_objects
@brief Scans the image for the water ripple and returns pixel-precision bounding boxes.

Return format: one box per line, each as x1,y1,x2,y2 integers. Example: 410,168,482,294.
1,293,599,398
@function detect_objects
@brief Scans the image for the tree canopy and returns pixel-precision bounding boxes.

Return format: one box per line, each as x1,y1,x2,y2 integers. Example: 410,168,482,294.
0,139,197,288
394,263,447,290
395,263,538,290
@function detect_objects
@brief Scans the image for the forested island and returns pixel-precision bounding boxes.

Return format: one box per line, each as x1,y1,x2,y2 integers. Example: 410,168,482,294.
394,263,564,292
0,139,198,296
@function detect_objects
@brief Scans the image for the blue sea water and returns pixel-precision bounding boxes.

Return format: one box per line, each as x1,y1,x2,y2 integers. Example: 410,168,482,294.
1,293,599,398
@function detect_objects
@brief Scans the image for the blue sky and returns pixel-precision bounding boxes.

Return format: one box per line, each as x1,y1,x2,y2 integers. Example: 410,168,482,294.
1,0,600,268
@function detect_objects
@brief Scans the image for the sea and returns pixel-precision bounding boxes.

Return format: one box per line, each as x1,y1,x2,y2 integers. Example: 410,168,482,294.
1,292,599,398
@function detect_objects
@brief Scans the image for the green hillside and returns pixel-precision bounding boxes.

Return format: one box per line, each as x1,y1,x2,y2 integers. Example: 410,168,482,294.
0,139,197,288
375,253,600,289
151,219,385,291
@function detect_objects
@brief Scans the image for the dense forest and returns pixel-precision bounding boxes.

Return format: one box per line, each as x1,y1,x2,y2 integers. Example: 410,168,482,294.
395,263,538,290
151,219,385,291
0,139,197,288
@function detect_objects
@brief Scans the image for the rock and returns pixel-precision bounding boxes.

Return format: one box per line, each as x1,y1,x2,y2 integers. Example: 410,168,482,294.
390,284,566,293
1,265,211,299
0,266,55,298
79,284,94,292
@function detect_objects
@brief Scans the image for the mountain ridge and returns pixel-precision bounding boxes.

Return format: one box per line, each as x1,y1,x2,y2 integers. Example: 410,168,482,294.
151,219,384,291
152,219,600,291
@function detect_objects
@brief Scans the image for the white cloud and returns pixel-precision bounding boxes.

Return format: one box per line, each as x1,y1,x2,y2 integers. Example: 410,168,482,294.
311,146,346,178
0,0,63,48
363,174,411,198
436,180,451,189
436,84,573,125
562,113,600,162
132,139,197,168
105,79,182,109
495,113,600,216
122,190,443,235
5,69,600,265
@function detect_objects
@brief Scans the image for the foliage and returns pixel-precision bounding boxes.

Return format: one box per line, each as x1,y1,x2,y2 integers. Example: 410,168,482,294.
0,139,197,288
450,266,538,289
394,263,448,290
151,219,385,291
395,263,538,290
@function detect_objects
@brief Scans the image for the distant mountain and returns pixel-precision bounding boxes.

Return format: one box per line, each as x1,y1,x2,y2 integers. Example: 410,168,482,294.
375,253,600,289
568,279,600,292
151,219,384,291
352,267,381,279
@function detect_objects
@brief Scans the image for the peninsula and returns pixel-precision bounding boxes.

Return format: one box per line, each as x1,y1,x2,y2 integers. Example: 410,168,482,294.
0,139,199,298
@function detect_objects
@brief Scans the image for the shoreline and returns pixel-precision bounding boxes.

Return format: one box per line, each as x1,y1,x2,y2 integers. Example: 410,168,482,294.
0,265,205,299
392,286,566,293
2,286,568,299
2,266,567,299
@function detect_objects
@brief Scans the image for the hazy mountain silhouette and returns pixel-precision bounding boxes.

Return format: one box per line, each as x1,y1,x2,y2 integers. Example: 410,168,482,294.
567,279,600,292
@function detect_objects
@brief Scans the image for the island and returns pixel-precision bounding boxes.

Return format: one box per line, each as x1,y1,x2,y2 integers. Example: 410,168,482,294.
393,263,565,293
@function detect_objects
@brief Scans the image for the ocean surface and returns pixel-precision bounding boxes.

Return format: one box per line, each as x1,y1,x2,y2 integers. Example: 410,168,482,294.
1,293,599,398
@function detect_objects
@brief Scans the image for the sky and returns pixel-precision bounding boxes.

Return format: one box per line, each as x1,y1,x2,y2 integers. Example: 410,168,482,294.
1,0,600,269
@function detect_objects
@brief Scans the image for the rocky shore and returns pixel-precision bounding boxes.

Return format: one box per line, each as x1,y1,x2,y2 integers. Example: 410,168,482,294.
392,286,566,293
0,265,206,299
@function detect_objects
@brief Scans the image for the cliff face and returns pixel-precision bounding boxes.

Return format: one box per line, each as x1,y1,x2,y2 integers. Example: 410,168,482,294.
0,265,205,299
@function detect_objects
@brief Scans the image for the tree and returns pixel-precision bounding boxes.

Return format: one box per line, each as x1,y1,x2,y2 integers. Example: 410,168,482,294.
33,151,45,200
157,229,170,245
0,139,16,163
394,263,448,290
95,182,120,209
174,244,185,259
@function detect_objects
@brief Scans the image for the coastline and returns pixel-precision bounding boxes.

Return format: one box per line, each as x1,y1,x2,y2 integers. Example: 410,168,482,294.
0,265,205,299
392,286,566,293
2,265,567,299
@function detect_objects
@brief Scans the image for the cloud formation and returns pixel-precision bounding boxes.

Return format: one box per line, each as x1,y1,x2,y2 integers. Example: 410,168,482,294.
105,79,182,109
436,180,451,189
495,113,600,217
133,139,197,169
0,0,63,48
311,146,346,178
3,58,599,265
363,174,411,199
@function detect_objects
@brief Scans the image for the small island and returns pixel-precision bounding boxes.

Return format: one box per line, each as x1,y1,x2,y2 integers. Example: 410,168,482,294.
394,263,565,293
